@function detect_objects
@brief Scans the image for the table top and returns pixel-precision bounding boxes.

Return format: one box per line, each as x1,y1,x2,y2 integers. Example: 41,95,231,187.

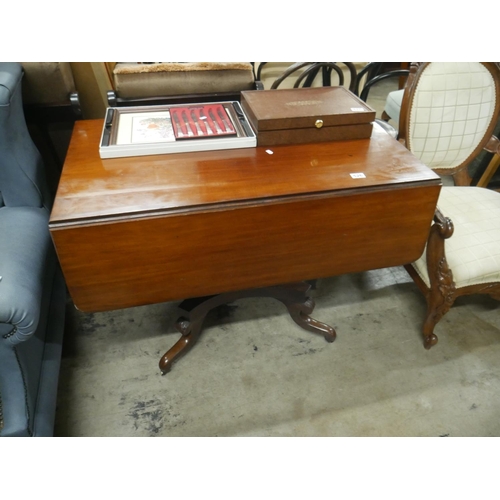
50,119,441,226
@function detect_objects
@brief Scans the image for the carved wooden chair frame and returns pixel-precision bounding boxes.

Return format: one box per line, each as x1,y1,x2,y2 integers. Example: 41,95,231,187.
404,206,500,349
398,62,500,186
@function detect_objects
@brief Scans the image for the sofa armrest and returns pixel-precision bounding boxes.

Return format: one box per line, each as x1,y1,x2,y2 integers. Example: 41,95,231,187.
0,207,51,345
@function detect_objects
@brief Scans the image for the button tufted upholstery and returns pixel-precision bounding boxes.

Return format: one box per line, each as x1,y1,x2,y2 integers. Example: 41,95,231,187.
0,62,66,437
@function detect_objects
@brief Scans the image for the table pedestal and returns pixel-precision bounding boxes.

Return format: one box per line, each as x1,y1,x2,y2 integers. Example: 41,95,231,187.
159,281,336,374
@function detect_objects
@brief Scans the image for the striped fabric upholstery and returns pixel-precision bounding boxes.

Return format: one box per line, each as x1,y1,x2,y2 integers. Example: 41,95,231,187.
412,186,500,289
408,63,497,171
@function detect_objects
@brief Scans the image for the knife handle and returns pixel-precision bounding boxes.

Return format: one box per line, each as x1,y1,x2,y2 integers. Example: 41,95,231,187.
210,105,226,132
203,106,218,134
184,109,198,136
193,108,207,135
217,106,234,132
172,109,187,136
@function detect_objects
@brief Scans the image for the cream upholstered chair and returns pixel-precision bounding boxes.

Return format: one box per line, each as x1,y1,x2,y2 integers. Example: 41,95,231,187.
382,88,404,127
401,62,500,349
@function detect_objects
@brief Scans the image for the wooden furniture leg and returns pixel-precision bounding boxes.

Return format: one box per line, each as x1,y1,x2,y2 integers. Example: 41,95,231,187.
476,154,500,188
158,281,336,374
405,209,456,349
452,166,472,186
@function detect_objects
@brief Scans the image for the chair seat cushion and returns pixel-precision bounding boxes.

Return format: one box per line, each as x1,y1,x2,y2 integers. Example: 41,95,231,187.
412,186,500,289
384,89,404,125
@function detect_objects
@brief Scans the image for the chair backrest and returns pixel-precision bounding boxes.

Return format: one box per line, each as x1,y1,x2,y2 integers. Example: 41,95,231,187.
20,62,77,106
398,62,500,184
354,62,409,102
269,62,358,92
0,62,51,210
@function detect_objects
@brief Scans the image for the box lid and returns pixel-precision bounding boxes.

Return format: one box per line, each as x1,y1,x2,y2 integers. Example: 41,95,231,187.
241,87,376,131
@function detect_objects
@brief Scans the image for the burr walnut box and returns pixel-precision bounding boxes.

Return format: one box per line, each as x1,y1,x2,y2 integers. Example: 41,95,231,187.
240,87,376,146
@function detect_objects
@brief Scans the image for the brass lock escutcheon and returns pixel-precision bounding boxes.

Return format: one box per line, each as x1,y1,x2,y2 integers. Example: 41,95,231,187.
315,119,324,129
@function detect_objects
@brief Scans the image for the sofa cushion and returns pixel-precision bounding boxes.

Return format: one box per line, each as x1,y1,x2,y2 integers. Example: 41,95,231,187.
0,206,52,344
113,62,255,99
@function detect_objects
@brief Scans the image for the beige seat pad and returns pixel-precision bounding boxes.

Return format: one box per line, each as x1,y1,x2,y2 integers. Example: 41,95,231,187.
412,186,500,289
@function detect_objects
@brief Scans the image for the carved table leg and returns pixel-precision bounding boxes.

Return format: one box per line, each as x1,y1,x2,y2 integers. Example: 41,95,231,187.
159,314,206,374
158,281,336,374
159,295,219,374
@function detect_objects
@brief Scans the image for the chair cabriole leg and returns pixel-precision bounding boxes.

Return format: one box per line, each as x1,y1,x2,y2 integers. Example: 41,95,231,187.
422,212,456,348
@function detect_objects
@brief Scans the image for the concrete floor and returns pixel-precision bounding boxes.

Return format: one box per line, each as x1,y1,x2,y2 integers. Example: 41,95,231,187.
54,266,500,437
53,67,500,437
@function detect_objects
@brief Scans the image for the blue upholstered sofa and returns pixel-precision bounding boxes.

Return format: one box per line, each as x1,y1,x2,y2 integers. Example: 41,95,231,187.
0,62,66,436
